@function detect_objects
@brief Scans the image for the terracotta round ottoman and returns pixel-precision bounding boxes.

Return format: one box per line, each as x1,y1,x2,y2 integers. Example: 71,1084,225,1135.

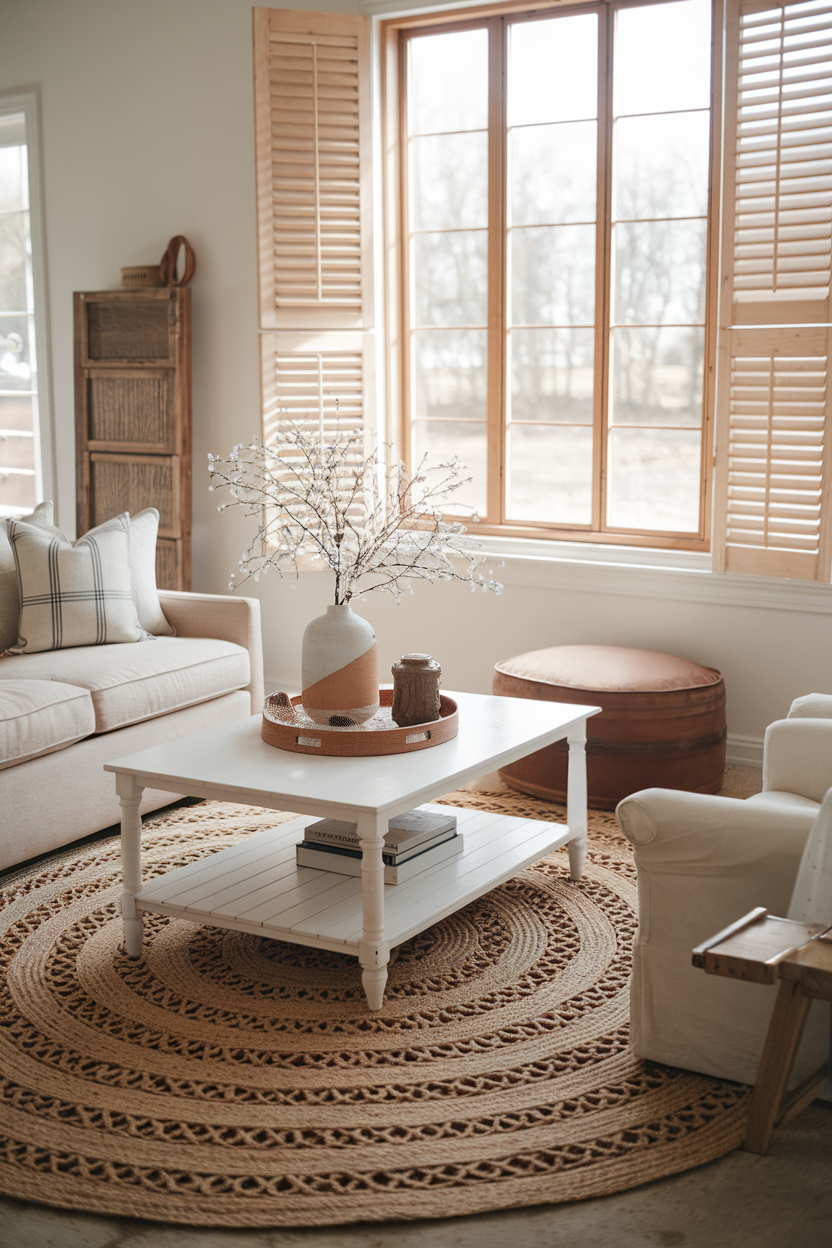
493,645,726,810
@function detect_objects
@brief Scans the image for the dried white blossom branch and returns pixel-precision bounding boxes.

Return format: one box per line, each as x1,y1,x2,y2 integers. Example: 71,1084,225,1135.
208,422,503,604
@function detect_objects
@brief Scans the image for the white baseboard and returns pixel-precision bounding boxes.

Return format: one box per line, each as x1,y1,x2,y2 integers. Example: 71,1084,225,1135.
726,734,764,768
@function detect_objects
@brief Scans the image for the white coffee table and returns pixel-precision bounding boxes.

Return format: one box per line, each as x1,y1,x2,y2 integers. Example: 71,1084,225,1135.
105,690,600,1010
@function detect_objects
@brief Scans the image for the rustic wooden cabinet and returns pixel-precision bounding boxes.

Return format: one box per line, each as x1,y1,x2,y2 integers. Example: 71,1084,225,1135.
74,288,191,590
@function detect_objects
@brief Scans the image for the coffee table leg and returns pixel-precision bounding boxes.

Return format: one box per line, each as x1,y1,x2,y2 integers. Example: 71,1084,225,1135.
116,772,145,958
359,811,389,1011
567,723,588,881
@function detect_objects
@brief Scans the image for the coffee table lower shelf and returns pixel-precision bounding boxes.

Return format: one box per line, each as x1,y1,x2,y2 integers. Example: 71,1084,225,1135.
135,804,572,963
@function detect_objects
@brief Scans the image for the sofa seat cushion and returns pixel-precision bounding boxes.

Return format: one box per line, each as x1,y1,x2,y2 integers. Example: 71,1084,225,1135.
0,638,251,733
0,680,96,770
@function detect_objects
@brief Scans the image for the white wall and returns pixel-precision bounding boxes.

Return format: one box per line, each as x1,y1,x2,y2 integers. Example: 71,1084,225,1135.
2,0,830,757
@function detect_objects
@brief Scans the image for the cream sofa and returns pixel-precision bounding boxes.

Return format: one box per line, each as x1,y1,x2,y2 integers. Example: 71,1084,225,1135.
0,590,264,871
616,695,832,1089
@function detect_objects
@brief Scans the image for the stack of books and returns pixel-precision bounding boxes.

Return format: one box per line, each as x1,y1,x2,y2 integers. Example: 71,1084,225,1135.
296,805,461,884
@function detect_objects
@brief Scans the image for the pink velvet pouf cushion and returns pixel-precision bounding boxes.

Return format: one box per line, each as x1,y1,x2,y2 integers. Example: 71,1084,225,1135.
493,644,726,810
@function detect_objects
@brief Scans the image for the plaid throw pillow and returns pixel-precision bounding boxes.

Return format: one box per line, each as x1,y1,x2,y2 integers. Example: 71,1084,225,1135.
0,501,63,653
65,509,174,637
6,514,145,654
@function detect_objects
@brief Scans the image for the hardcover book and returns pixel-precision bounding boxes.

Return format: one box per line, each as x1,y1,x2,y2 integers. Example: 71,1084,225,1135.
304,804,457,853
296,833,464,885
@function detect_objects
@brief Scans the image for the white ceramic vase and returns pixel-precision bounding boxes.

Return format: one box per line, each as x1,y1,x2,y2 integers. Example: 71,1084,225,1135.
301,603,379,726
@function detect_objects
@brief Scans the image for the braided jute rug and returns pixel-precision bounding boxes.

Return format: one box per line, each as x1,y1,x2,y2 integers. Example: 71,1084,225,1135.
0,789,749,1228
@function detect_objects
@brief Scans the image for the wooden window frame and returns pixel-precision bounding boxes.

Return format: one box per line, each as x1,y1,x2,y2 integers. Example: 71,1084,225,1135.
381,0,723,552
0,89,55,519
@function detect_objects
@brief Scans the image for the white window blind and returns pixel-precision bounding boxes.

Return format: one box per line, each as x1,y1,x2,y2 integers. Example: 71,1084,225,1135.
714,0,832,579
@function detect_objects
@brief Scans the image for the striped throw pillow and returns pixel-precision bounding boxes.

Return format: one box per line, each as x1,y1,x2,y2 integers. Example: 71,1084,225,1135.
6,514,145,654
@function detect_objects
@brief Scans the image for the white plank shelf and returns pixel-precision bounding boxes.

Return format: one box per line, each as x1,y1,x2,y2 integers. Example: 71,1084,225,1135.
135,806,571,954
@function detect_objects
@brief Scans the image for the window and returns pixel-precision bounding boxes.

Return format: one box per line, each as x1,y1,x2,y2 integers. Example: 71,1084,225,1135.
0,94,52,518
391,0,716,548
253,0,832,578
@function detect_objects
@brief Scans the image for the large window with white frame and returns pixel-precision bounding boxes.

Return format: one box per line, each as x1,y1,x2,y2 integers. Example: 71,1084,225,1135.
0,94,52,519
390,0,718,549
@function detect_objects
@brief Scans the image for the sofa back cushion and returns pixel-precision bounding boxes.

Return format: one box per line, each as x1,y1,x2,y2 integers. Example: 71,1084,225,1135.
7,514,145,654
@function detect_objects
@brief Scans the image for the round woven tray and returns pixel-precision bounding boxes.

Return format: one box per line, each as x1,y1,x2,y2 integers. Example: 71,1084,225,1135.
261,688,459,757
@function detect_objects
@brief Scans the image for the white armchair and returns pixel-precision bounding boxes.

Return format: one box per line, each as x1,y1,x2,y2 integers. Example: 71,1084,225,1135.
616,695,832,1087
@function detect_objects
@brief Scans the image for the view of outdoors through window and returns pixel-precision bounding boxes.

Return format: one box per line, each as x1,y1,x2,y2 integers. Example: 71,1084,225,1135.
409,26,490,517
404,0,713,536
607,1,711,531
0,109,41,517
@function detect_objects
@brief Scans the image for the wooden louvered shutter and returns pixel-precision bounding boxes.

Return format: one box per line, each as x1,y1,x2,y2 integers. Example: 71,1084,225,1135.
713,0,832,579
260,332,372,448
253,8,373,476
253,7,371,330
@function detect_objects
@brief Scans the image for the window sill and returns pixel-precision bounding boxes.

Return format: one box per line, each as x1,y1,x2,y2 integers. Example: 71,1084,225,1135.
473,533,713,573
469,534,832,615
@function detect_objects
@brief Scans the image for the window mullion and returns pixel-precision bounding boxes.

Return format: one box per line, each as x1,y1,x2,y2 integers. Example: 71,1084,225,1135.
594,2,612,532
487,15,506,525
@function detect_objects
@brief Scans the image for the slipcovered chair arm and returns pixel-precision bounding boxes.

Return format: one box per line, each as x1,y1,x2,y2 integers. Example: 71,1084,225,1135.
616,788,815,945
158,591,264,713
788,692,832,719
762,717,832,803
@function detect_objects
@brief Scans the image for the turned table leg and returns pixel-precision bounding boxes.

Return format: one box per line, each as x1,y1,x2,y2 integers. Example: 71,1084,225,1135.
359,810,389,1011
117,772,145,958
567,723,588,881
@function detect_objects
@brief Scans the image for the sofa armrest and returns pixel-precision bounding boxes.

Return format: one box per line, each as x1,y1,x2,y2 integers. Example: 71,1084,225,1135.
616,788,815,945
158,591,264,714
762,717,832,802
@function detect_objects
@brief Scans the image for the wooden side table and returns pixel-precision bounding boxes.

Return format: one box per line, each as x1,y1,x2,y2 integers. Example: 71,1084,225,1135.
693,908,832,1154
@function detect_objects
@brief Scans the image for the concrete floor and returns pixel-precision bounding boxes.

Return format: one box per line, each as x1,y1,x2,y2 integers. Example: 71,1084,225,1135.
1,1101,830,1248
2,764,829,1248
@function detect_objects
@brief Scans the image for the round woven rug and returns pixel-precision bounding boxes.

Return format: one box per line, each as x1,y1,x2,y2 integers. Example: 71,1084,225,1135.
0,791,748,1227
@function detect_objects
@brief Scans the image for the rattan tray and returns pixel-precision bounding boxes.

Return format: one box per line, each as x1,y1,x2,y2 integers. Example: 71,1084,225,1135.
261,689,459,757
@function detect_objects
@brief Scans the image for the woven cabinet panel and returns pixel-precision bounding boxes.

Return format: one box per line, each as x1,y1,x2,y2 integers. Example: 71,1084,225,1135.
86,299,171,361
89,456,178,535
87,374,173,447
154,538,182,589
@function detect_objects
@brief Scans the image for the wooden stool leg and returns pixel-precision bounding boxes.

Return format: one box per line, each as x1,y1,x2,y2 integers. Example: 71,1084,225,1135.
744,979,811,1155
